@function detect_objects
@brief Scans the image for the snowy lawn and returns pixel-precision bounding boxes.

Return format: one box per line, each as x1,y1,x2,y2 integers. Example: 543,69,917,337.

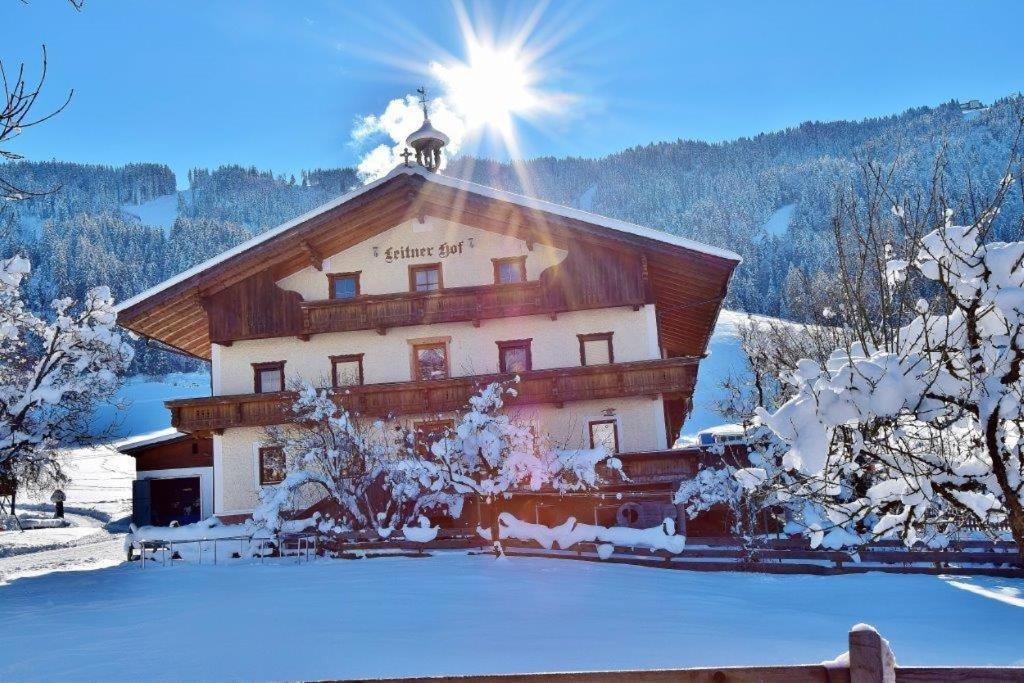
0,552,1022,681
0,525,101,556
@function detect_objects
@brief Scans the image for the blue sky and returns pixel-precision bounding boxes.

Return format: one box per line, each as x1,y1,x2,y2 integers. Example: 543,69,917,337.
3,1,1023,186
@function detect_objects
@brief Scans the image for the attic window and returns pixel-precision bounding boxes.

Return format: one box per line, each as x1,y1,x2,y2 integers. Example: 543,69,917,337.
328,272,360,300
409,263,442,292
493,256,526,284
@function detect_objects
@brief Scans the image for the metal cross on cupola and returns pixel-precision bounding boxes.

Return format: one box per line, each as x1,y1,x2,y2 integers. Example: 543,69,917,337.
405,86,449,172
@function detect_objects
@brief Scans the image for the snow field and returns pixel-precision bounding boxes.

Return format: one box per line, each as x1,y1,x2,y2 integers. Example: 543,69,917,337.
0,552,1021,681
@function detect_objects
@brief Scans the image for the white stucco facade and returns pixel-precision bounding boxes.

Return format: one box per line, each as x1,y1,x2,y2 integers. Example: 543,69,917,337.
208,214,671,517
213,396,667,515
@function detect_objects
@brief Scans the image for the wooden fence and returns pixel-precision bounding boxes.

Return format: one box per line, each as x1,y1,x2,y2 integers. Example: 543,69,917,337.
319,531,1023,578
362,626,1024,682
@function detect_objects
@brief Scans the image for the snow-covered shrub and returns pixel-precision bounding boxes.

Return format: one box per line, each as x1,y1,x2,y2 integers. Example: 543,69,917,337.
429,380,622,550
254,380,621,549
0,255,133,507
253,384,437,533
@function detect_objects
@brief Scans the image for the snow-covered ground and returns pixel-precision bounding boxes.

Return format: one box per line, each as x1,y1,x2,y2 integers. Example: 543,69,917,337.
684,309,748,437
120,190,192,232
761,203,795,237
0,442,136,584
0,552,1021,680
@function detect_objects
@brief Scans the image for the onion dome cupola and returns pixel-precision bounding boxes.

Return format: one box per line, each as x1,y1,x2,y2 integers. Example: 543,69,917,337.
406,86,449,172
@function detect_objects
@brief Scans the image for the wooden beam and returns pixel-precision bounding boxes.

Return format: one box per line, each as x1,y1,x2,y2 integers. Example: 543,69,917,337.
300,240,324,271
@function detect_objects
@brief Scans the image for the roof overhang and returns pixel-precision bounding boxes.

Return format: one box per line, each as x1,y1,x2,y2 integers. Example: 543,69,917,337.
117,165,740,360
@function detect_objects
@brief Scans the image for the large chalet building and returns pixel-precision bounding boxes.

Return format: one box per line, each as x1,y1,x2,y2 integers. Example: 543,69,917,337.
116,118,739,524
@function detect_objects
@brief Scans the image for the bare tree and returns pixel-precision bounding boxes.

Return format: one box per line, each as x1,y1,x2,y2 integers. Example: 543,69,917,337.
2,1,83,201
738,120,1024,559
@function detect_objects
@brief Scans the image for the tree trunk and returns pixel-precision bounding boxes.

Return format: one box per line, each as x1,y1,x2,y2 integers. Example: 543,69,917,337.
983,411,1024,564
1007,508,1024,566
489,497,503,557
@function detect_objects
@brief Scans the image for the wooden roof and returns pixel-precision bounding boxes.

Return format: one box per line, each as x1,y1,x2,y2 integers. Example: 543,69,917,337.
117,167,739,360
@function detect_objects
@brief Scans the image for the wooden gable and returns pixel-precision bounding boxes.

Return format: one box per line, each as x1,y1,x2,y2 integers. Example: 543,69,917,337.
117,171,738,360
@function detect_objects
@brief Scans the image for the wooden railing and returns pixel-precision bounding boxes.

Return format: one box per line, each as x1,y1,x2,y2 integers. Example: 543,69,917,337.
167,357,698,434
615,449,701,484
364,626,1022,682
300,280,648,336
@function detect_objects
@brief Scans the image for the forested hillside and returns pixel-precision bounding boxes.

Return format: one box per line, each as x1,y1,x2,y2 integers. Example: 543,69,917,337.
449,96,1024,316
0,95,1021,373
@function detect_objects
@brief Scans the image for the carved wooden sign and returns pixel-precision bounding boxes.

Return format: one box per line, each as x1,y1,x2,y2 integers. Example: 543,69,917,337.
379,241,465,263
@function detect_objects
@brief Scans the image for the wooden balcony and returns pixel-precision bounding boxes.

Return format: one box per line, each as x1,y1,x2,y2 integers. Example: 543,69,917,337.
167,357,699,434
606,448,702,486
299,279,648,337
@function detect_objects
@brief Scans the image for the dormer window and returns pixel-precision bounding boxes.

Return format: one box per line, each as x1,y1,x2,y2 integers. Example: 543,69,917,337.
409,263,442,292
493,256,527,284
328,272,360,300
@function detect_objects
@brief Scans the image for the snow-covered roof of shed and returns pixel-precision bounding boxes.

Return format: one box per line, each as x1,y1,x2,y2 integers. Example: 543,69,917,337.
116,165,740,312
116,428,188,454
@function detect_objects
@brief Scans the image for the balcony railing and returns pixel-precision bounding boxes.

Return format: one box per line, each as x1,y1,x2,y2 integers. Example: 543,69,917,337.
167,357,699,434
604,449,702,485
299,280,647,337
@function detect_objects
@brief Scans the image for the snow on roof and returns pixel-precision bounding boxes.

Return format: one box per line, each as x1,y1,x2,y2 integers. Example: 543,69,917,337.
116,165,741,313
698,423,747,437
115,428,188,453
424,167,742,262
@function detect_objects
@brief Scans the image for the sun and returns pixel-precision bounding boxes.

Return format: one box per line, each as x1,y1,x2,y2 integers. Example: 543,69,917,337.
431,41,540,139
426,1,573,160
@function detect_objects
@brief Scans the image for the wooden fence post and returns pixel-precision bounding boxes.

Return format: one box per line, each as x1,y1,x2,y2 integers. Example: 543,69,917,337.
849,624,896,683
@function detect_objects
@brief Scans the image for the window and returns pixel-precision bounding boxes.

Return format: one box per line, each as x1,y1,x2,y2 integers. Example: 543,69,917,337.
497,339,532,373
253,361,285,393
331,354,364,388
328,272,360,300
588,419,620,455
409,263,442,292
493,256,527,284
578,333,614,366
258,447,286,486
413,419,454,459
411,340,450,381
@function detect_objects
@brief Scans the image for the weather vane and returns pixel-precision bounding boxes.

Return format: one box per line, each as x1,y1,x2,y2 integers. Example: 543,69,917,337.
416,86,430,119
